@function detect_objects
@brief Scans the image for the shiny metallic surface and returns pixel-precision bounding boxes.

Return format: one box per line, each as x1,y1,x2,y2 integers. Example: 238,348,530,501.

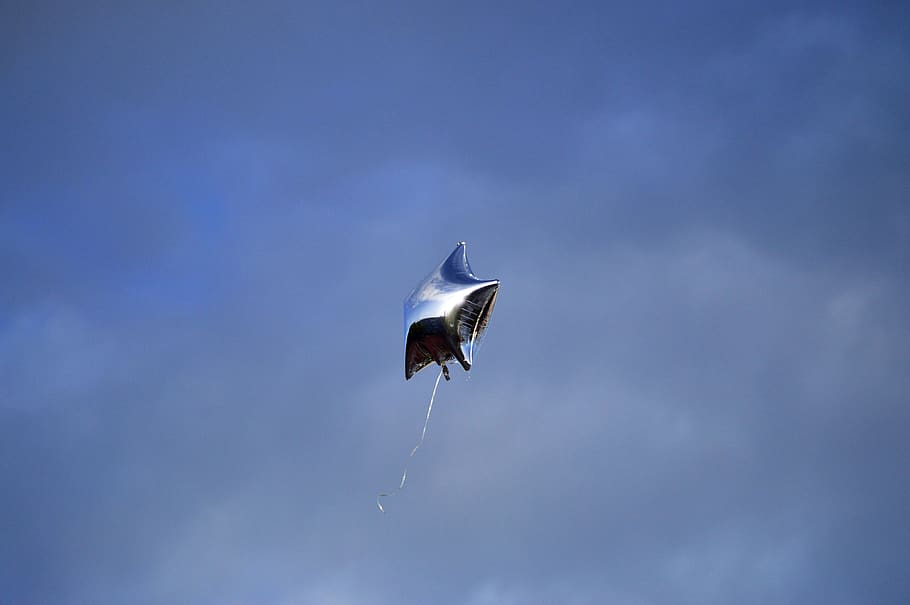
404,242,500,380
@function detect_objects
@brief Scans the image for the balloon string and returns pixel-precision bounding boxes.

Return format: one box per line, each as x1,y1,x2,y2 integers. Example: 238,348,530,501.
377,366,445,513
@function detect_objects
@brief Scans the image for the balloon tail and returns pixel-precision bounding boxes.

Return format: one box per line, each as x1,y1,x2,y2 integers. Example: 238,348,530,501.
377,366,445,513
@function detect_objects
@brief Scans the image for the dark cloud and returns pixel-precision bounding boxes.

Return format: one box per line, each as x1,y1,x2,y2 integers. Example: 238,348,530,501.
1,2,908,604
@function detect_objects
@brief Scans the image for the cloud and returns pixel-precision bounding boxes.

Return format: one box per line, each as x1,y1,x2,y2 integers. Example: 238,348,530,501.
1,2,908,604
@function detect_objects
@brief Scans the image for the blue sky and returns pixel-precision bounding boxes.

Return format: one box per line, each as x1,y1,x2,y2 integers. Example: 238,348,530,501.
2,2,909,604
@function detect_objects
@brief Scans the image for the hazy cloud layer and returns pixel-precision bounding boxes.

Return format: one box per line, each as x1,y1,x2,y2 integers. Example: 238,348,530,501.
2,2,908,604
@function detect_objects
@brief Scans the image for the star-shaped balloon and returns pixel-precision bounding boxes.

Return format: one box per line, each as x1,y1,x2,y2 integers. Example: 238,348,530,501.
404,242,500,380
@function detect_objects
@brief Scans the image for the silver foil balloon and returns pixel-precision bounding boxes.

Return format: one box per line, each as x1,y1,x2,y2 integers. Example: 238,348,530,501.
404,242,500,380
